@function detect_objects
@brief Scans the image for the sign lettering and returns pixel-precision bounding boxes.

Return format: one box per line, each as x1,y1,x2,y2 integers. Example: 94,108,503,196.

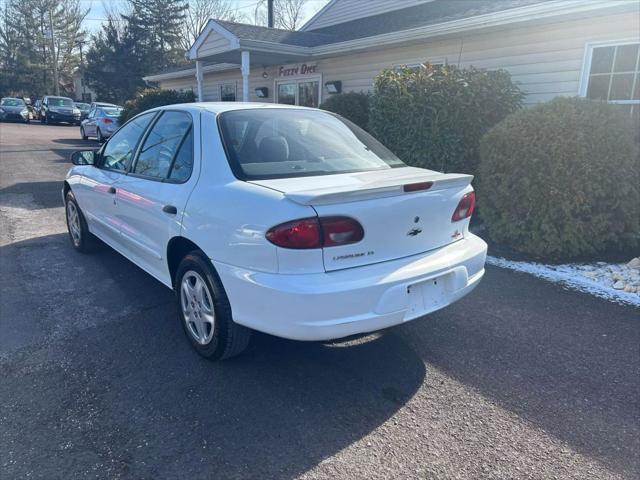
278,63,318,77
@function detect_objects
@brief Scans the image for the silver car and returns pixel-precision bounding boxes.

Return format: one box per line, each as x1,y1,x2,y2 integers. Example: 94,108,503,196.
0,97,31,123
80,105,123,142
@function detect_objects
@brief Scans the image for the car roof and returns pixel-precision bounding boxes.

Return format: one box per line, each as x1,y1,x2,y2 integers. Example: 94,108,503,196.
147,102,322,115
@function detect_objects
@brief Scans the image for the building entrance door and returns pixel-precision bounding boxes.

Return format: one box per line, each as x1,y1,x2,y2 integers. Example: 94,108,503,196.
276,78,320,107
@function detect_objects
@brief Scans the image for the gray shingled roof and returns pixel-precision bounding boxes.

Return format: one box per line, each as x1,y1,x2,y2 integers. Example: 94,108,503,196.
307,0,549,44
215,20,335,47
216,0,548,48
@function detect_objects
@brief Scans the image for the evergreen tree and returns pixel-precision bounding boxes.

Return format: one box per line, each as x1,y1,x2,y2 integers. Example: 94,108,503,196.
0,0,87,97
122,0,188,71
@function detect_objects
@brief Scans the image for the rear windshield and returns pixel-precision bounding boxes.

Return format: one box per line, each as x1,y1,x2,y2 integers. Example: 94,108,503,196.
48,97,73,107
75,102,90,110
102,107,122,117
1,98,25,107
218,109,405,180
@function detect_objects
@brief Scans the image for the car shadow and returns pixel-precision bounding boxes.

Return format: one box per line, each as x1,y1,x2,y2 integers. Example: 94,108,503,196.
0,181,65,209
394,266,640,476
0,233,427,479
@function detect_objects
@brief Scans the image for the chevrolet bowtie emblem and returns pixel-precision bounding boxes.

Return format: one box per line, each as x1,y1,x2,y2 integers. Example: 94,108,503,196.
407,228,422,237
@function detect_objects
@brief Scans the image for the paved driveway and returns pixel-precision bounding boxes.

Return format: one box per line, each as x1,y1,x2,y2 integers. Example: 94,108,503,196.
1,122,638,479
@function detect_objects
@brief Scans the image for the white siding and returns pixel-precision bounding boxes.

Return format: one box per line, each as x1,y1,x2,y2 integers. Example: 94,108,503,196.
159,10,639,107
304,0,433,31
197,31,233,57
156,76,197,93
316,11,640,105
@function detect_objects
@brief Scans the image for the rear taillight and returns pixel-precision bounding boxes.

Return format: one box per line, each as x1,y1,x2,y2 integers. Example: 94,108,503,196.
320,216,364,247
103,118,113,124
266,216,364,249
452,192,476,222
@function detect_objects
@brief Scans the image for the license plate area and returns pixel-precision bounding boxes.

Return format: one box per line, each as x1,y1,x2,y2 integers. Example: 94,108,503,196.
404,275,449,320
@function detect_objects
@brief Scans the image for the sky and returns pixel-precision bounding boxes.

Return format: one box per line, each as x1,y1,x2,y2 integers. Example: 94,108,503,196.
81,0,331,32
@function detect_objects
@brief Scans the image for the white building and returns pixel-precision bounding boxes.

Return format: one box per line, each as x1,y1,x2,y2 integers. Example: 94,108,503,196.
144,0,640,116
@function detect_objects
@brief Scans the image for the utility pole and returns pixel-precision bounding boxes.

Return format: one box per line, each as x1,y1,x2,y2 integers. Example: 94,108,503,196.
267,0,274,28
76,40,87,101
48,8,60,95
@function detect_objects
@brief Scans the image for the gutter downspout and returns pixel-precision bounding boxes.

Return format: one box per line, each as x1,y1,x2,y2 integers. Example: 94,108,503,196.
195,60,204,102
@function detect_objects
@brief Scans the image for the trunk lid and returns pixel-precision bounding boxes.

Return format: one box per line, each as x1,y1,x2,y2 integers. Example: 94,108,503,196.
251,167,473,271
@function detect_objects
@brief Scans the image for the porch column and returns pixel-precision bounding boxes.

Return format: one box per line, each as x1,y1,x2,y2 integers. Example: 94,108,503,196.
195,60,204,102
241,50,250,102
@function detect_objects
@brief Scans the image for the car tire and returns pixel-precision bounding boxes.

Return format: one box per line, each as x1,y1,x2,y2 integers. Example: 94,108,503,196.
80,127,88,140
65,191,99,253
41,115,46,124
175,251,251,360
97,128,104,143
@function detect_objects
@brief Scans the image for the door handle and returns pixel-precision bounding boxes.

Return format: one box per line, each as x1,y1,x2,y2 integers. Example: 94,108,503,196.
163,205,178,215
108,186,116,194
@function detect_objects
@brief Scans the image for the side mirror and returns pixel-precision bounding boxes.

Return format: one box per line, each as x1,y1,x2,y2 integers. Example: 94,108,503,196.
71,150,97,166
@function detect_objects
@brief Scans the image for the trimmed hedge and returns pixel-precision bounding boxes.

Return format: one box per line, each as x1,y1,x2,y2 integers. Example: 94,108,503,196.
478,97,640,260
119,88,196,123
369,63,523,176
320,92,370,130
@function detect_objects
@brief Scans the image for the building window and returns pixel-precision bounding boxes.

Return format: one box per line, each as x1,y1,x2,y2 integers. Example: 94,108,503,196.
583,42,640,115
220,84,236,102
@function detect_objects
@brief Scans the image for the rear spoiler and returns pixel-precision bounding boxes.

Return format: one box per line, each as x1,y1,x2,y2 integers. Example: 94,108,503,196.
283,173,473,206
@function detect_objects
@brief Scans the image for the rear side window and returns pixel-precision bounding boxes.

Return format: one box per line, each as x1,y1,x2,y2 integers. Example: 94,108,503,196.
217,109,405,180
101,112,155,171
133,111,193,181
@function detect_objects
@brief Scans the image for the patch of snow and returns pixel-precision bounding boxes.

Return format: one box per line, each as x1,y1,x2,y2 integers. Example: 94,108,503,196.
486,256,640,307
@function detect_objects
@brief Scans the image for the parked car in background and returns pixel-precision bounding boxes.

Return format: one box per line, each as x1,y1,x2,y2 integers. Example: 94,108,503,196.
0,97,31,123
74,102,91,121
64,103,487,360
39,95,81,125
80,104,123,142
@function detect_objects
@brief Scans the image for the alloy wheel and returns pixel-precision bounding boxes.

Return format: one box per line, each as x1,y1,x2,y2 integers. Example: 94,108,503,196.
180,270,216,345
66,201,81,246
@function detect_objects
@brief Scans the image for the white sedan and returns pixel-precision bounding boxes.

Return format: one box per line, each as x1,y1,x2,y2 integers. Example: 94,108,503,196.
64,103,487,360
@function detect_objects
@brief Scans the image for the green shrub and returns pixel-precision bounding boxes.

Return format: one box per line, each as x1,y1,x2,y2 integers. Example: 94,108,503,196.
119,87,196,123
320,91,370,130
478,97,640,260
369,63,523,176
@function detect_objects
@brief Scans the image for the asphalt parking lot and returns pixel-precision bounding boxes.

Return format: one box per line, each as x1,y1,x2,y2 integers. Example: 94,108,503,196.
1,121,639,480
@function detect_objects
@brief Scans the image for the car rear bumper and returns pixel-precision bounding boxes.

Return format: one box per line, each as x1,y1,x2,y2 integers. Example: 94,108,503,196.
214,233,488,341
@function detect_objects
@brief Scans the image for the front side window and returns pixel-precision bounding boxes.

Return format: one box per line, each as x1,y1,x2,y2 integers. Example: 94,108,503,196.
220,84,236,102
101,112,155,171
585,42,640,115
218,109,406,180
133,111,193,180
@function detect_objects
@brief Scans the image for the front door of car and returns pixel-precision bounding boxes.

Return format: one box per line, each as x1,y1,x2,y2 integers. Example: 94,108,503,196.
113,110,197,285
78,112,157,246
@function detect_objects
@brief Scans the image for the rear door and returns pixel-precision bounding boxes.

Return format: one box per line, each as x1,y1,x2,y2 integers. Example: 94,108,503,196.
84,106,97,136
113,109,197,284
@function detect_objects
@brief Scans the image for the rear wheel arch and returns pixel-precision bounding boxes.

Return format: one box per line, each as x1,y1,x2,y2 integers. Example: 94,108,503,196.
167,236,206,287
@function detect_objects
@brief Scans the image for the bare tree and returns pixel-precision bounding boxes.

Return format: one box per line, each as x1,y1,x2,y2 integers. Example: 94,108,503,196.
254,0,308,30
181,0,242,51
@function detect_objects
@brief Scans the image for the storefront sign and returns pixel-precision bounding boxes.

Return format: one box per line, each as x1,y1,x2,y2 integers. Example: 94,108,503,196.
278,63,318,77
